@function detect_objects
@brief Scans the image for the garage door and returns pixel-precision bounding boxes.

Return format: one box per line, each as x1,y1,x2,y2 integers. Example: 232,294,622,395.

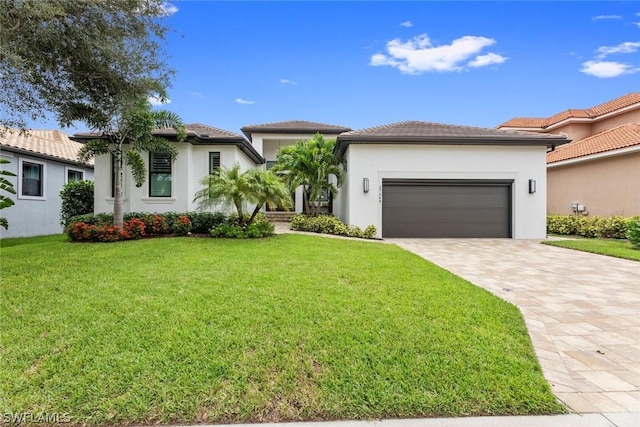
382,179,512,238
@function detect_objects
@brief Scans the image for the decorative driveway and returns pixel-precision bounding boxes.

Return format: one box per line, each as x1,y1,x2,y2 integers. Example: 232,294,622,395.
386,239,640,414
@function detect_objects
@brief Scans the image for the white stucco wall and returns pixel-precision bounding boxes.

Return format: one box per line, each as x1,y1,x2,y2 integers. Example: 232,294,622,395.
1,151,94,238
336,144,547,239
94,142,260,216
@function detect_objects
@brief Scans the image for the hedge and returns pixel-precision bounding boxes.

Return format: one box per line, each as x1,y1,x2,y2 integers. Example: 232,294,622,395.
291,214,377,239
66,211,273,242
547,215,640,240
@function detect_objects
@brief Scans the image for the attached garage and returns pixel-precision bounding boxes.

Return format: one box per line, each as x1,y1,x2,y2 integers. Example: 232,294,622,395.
381,179,512,238
333,121,569,239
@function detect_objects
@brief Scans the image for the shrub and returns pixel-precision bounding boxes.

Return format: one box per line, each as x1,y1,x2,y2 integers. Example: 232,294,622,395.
209,216,274,239
68,222,129,242
291,214,377,239
171,215,192,236
627,218,640,249
59,180,94,227
547,214,639,240
187,211,227,234
124,218,146,239
139,214,169,236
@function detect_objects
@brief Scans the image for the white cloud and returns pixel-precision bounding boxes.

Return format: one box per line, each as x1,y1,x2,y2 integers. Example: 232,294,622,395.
370,33,506,74
596,41,640,58
468,52,508,67
592,15,622,21
580,60,638,78
160,2,178,16
400,21,413,28
148,95,170,106
280,78,298,85
190,91,205,99
235,98,255,105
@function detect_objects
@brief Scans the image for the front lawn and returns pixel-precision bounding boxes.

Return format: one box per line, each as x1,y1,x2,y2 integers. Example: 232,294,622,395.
543,238,640,261
1,234,564,425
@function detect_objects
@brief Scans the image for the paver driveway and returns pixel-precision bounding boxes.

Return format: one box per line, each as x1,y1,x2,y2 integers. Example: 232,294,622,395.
387,239,640,414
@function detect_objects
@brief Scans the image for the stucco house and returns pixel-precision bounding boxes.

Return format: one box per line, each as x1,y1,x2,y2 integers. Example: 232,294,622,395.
77,119,566,239
0,130,94,238
498,93,640,216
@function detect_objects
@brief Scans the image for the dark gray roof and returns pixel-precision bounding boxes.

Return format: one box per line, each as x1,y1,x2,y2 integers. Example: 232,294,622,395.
336,121,570,156
72,123,265,164
241,120,351,141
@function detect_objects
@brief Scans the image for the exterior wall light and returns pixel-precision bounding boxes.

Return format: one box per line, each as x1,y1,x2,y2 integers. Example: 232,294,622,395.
363,178,369,193
528,179,536,194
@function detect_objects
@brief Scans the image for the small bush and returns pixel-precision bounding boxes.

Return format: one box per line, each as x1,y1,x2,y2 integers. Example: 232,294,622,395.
209,216,274,239
188,212,227,234
627,218,640,249
171,215,192,236
291,214,377,239
60,180,94,227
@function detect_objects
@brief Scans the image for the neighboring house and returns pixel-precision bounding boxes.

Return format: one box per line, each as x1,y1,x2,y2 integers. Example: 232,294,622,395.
76,119,567,240
0,130,94,238
498,93,640,216
333,121,566,238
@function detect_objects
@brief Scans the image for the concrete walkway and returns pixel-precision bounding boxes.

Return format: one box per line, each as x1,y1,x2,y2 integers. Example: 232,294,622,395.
386,239,640,415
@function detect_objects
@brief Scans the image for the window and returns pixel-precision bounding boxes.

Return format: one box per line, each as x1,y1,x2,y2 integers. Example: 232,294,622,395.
66,168,84,183
209,152,221,174
20,160,44,198
149,152,172,197
266,160,277,170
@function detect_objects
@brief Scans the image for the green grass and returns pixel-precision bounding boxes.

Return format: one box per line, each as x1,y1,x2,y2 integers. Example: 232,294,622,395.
543,238,640,261
1,234,564,426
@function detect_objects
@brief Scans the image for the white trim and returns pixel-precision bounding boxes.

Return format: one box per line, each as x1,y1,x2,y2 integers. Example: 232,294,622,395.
547,144,640,168
64,166,85,184
17,157,46,200
141,198,177,203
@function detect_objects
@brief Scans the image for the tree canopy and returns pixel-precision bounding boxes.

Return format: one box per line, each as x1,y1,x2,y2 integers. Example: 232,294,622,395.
273,133,344,215
0,0,175,133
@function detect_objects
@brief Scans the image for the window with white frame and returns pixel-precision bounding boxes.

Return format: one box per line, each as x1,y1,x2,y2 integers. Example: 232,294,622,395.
149,152,172,197
19,159,45,198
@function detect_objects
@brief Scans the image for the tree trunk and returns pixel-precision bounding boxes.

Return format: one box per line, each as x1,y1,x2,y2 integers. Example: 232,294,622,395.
302,187,310,215
248,203,264,226
113,150,124,227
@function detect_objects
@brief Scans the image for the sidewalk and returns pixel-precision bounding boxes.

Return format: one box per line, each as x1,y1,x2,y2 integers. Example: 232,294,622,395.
177,412,639,427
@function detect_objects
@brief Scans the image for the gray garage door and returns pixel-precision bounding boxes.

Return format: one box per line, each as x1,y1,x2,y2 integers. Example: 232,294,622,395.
382,179,512,238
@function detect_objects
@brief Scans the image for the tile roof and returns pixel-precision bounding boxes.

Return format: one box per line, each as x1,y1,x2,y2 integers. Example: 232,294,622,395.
547,123,640,164
335,120,568,156
0,129,93,166
499,93,640,129
241,120,351,140
338,120,566,140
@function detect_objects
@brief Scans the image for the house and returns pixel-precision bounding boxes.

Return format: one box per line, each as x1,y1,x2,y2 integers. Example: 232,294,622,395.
333,121,567,238
498,93,640,216
77,120,567,240
72,124,264,215
0,130,94,238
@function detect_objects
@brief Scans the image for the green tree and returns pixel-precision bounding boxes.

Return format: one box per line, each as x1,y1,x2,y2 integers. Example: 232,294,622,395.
246,169,293,224
59,180,94,228
0,0,175,133
273,133,344,215
77,99,185,227
194,164,292,227
0,158,17,230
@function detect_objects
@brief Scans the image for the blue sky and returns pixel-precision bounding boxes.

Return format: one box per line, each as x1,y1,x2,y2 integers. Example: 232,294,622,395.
36,1,640,134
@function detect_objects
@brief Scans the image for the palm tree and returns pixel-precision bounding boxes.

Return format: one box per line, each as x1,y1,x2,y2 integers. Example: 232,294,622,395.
273,133,344,215
77,98,186,227
193,165,292,227
246,169,293,224
193,163,252,226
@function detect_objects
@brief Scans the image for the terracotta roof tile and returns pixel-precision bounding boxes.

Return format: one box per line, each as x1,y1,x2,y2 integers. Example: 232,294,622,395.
547,123,640,163
1,129,93,166
499,93,640,129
